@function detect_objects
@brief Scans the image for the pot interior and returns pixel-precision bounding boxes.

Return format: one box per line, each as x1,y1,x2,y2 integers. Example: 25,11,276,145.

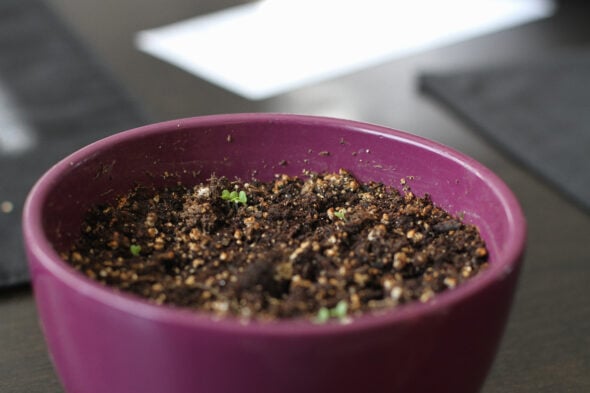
39,116,518,268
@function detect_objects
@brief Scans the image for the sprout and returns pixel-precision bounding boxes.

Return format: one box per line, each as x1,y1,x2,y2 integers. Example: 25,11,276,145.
314,300,349,323
334,209,346,221
331,300,348,319
130,244,141,256
221,189,247,205
315,307,331,324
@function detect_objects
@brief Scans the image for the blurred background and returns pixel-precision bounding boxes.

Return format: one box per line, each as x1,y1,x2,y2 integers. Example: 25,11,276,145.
1,0,589,392
42,0,560,129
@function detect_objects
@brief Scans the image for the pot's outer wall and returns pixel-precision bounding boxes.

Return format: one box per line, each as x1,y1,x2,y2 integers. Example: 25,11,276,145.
24,114,526,393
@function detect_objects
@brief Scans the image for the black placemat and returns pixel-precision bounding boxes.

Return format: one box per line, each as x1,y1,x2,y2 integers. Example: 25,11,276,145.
0,0,149,288
420,50,590,214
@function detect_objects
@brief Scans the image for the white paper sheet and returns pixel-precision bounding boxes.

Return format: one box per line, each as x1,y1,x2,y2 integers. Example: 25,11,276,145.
136,0,555,100
0,82,35,155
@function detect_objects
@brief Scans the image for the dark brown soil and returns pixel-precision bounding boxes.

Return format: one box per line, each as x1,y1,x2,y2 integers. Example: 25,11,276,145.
63,170,489,322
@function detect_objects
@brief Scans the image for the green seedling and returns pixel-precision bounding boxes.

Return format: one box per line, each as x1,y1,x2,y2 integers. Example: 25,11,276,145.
130,244,141,256
314,300,349,323
333,209,346,221
331,300,348,318
221,189,247,205
315,307,331,324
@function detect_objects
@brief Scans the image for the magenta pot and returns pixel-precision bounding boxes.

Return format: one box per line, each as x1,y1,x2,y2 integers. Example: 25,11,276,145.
23,114,526,393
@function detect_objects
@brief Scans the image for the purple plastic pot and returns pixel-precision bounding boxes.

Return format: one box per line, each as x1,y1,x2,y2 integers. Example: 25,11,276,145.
23,114,525,393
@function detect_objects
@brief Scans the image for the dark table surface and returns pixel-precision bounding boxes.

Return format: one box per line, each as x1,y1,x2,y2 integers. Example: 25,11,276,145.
2,1,589,392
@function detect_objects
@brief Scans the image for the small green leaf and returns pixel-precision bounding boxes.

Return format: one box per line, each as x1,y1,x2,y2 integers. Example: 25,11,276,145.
334,209,346,220
221,189,231,200
314,307,331,324
330,300,348,319
130,244,141,256
238,190,247,204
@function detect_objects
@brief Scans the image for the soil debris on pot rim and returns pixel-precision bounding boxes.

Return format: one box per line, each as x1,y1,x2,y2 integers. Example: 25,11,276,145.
63,169,489,322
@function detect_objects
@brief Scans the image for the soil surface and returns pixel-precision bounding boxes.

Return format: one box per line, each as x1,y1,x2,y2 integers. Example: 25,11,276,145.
63,170,489,322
